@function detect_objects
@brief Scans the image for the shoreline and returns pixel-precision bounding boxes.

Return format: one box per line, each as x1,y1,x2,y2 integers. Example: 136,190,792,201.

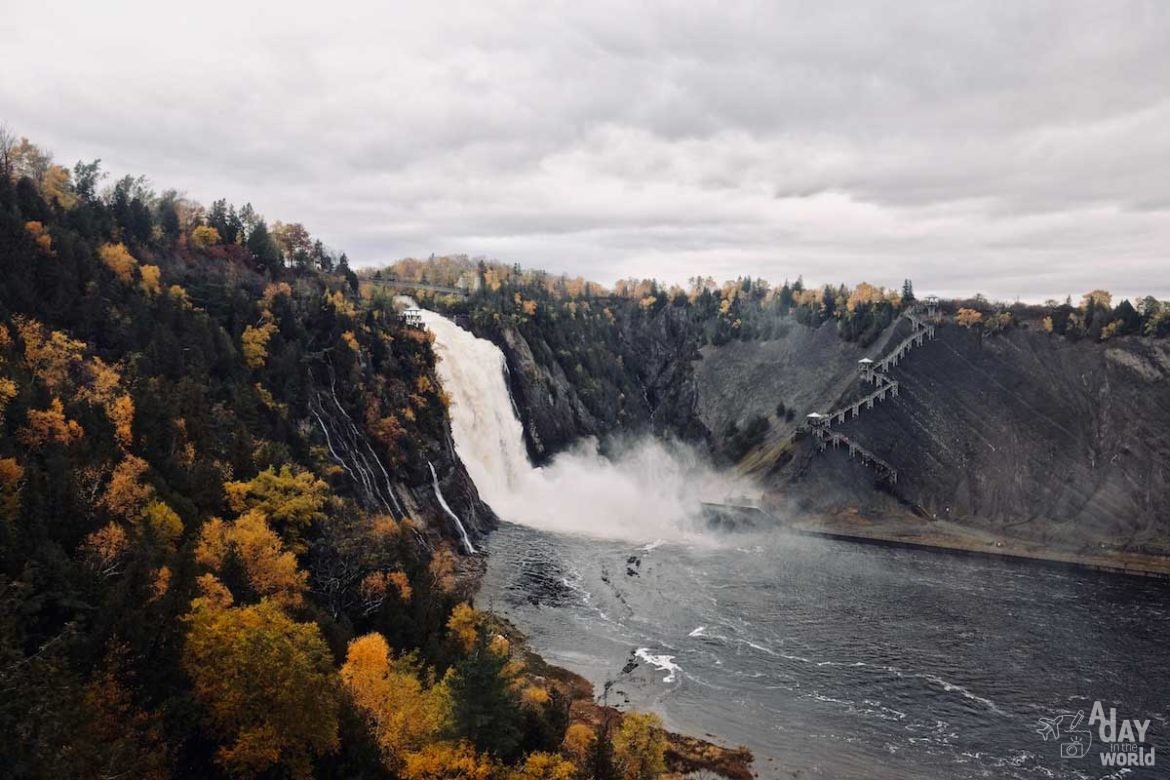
785,514,1170,580
489,614,757,779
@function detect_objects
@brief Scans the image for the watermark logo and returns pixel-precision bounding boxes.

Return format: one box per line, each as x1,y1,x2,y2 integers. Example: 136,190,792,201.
1037,701,1155,768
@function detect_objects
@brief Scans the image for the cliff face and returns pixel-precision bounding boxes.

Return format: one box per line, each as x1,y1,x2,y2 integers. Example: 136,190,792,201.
695,321,1170,548
477,304,710,463
477,298,1170,548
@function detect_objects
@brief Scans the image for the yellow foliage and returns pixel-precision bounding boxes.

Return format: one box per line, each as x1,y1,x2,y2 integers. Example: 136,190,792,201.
41,165,77,209
520,685,550,709
846,282,886,313
507,752,577,780
561,723,596,766
140,264,162,296
183,594,340,778
955,308,984,328
613,712,668,780
142,500,184,547
241,322,277,370
342,330,360,353
1082,290,1113,309
224,465,328,550
402,741,497,780
18,397,84,448
99,243,139,283
340,633,453,771
1042,316,1054,334
447,602,481,654
191,225,222,249
195,510,308,608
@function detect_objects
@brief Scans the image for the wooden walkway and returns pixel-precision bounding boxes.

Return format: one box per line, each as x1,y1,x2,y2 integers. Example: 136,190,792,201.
808,301,939,484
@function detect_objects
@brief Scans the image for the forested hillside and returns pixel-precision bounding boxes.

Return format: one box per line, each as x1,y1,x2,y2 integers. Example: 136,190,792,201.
0,136,684,779
389,255,1169,468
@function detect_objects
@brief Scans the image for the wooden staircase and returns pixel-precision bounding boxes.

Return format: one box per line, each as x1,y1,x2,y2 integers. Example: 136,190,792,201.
806,298,939,484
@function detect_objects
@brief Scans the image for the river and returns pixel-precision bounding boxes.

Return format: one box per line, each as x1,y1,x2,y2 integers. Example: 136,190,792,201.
420,307,1169,779
481,523,1168,779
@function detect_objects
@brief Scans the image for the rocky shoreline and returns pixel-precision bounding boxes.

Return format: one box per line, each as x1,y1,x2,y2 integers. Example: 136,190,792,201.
489,614,757,779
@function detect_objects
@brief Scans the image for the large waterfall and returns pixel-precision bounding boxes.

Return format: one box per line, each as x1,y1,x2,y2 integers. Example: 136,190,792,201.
419,309,744,541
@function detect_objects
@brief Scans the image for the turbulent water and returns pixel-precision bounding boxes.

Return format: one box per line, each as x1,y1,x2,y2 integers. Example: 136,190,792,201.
482,526,1169,780
421,309,1170,779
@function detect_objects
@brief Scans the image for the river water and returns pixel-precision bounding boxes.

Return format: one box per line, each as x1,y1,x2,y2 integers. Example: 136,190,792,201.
481,523,1168,779
421,307,1169,779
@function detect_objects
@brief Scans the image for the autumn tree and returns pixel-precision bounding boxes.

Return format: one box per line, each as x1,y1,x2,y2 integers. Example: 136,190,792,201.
195,510,308,608
224,465,329,550
507,751,577,780
612,712,667,780
340,633,452,771
401,741,498,780
183,577,340,778
99,242,139,283
955,308,983,328
240,322,277,370
190,224,221,249
18,398,84,448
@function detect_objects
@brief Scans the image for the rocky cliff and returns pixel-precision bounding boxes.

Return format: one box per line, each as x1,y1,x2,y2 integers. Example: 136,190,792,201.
472,304,710,463
695,320,1170,550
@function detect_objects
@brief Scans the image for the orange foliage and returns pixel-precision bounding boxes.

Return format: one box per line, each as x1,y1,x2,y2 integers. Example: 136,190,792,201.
359,570,413,614
561,722,596,766
150,566,172,602
428,547,459,594
401,741,497,780
110,393,135,449
82,522,128,577
195,510,308,608
0,457,23,522
340,633,452,771
18,397,84,448
102,455,154,518
24,220,53,254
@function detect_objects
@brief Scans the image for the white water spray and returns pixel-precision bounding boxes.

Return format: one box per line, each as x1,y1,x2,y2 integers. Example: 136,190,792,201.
429,461,476,554
419,309,749,541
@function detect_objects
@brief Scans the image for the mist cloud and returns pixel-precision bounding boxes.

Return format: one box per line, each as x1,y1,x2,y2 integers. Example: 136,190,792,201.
4,1,1169,300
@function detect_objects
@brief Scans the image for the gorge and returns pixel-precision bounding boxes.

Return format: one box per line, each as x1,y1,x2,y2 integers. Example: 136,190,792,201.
419,305,1170,779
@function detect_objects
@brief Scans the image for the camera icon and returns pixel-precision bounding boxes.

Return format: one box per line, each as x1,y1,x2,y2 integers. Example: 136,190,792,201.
1060,736,1091,759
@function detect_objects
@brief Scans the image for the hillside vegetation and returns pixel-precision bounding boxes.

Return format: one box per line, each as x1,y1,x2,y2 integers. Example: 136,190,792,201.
0,135,680,779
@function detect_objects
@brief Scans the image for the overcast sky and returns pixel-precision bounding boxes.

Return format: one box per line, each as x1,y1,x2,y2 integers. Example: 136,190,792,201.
4,1,1169,300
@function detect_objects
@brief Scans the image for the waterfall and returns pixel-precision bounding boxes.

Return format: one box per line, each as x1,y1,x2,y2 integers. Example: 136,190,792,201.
429,461,476,554
418,309,752,541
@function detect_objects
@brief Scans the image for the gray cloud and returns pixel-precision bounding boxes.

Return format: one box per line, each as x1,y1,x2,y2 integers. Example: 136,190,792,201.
3,0,1169,300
